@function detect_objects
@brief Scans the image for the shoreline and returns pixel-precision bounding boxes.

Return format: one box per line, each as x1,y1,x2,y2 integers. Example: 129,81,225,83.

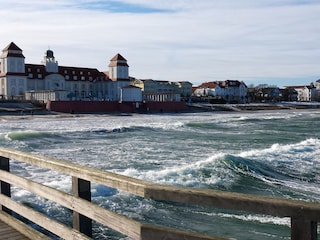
1,102,320,120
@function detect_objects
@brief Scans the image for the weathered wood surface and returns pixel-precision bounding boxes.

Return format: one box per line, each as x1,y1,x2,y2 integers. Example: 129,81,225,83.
0,220,30,240
0,170,222,240
0,146,319,240
0,211,49,240
1,147,319,220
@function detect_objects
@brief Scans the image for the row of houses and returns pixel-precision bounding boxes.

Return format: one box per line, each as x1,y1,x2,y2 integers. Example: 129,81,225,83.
192,81,320,103
1,42,319,105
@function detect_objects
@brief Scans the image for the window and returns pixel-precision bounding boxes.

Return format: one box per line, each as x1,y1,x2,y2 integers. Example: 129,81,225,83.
81,76,85,81
73,76,77,80
64,70,68,74
38,74,42,78
65,75,69,80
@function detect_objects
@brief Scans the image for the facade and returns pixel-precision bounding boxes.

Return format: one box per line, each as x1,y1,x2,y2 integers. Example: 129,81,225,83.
172,81,193,98
193,80,248,103
131,79,188,102
0,42,27,100
247,86,281,102
0,42,134,102
120,85,142,102
283,85,317,102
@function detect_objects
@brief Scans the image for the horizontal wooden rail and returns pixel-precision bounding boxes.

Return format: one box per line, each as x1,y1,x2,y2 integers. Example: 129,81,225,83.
0,146,319,240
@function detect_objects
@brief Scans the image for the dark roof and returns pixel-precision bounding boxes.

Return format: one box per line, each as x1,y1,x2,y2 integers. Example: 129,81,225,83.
110,53,127,61
108,53,129,67
1,42,25,58
3,42,23,52
25,63,109,82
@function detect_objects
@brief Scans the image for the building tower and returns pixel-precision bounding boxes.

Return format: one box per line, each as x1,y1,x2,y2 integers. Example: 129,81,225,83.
41,49,58,73
108,53,129,81
0,42,27,99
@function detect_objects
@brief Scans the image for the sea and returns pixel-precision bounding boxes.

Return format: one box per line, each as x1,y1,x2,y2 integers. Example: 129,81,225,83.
0,109,319,240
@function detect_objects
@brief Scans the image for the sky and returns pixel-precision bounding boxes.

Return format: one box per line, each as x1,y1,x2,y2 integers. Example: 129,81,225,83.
1,0,319,87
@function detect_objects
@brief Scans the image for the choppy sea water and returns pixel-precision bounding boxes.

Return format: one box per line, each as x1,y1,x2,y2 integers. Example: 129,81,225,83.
0,110,320,240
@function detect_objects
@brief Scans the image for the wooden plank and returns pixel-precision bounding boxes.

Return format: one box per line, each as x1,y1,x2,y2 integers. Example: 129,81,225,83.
0,195,91,240
0,146,147,197
1,147,320,221
0,156,11,214
0,170,142,240
0,211,48,240
291,218,318,240
1,147,320,240
141,224,228,240
144,184,320,221
72,177,92,237
0,170,227,240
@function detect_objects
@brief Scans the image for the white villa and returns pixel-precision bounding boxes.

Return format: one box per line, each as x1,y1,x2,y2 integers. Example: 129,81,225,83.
0,42,141,103
193,80,248,103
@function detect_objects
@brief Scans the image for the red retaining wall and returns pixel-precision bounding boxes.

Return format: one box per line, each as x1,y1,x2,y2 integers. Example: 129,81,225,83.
46,101,187,113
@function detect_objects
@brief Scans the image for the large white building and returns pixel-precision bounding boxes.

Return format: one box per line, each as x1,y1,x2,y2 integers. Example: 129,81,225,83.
0,42,140,102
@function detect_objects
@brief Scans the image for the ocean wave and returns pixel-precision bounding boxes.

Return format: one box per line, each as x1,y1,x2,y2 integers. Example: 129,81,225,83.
5,131,57,141
119,138,320,200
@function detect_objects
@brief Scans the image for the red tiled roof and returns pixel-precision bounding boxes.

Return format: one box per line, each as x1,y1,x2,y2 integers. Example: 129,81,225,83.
200,82,218,88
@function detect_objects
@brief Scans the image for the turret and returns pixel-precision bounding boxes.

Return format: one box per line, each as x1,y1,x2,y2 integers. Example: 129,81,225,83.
0,42,25,74
108,53,129,81
42,49,58,73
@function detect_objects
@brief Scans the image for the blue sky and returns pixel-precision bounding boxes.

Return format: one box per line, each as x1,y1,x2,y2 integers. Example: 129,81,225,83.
1,0,319,87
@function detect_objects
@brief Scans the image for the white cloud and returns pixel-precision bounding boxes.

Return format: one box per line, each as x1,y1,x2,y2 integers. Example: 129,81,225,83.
1,0,319,86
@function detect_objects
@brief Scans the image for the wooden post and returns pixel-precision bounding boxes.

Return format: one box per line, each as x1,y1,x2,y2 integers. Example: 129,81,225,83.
291,218,317,240
0,156,11,214
72,177,92,237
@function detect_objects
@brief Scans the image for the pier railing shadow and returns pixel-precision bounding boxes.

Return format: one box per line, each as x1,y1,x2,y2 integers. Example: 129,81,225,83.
0,147,319,240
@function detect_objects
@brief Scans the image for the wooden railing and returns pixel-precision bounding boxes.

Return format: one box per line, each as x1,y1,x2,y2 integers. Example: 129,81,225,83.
0,146,319,240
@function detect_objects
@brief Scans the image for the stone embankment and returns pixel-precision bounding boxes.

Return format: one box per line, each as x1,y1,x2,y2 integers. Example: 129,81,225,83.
0,102,46,115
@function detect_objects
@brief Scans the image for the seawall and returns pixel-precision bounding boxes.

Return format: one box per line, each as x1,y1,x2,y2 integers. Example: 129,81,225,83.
46,101,188,114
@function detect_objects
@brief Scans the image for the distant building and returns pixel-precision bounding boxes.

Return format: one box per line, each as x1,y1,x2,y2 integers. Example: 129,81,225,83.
283,85,317,102
193,80,247,103
247,86,281,102
0,42,138,102
0,42,27,100
131,79,186,102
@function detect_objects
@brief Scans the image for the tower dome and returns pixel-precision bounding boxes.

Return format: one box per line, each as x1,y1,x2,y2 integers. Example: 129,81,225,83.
46,49,54,59
42,48,58,73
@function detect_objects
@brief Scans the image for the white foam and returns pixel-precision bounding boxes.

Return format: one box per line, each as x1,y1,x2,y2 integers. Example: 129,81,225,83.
196,211,290,226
